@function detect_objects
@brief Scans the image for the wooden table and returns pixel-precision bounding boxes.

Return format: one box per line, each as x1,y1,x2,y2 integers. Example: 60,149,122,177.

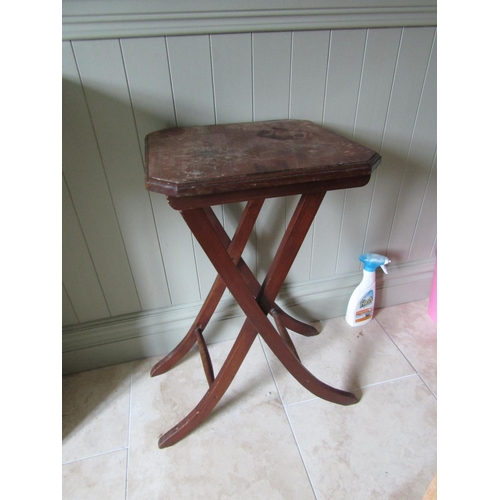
145,119,381,448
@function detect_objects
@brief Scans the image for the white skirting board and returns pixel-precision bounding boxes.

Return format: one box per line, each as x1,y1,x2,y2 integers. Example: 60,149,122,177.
62,258,435,375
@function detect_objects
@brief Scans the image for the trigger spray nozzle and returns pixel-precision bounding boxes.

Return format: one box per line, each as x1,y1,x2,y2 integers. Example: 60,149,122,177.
359,253,391,273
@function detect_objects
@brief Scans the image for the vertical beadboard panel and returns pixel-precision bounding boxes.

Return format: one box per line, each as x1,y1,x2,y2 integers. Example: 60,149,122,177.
152,193,202,304
352,28,403,150
310,189,346,280
389,33,437,260
312,29,367,280
62,177,110,322
119,37,176,159
120,37,201,305
252,32,292,121
71,39,171,311
211,33,257,278
408,153,437,261
62,42,141,320
286,30,331,283
252,31,292,281
166,35,215,127
289,30,330,122
336,28,402,274
363,27,435,258
211,33,253,124
323,29,367,143
166,34,221,298
62,284,78,327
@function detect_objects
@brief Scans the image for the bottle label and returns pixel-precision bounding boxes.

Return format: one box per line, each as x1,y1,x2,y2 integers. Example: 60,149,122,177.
355,290,373,323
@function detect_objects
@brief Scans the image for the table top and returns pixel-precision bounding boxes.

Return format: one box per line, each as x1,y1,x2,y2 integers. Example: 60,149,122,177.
145,120,381,203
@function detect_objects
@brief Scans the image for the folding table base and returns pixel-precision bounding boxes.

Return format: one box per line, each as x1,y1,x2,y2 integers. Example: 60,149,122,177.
144,119,381,448
152,193,358,448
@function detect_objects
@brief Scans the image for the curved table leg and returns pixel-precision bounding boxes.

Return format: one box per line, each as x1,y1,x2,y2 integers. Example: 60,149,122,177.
150,328,197,378
260,322,358,405
158,321,258,448
150,275,226,377
271,305,319,337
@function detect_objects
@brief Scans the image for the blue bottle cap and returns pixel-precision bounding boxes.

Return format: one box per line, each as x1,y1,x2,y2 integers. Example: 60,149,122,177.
359,253,390,272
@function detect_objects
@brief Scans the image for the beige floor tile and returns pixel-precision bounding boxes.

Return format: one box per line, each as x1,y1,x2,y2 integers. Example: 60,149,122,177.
262,315,416,405
62,450,127,500
63,363,132,463
286,375,437,500
127,339,315,500
60,300,437,498
375,300,437,396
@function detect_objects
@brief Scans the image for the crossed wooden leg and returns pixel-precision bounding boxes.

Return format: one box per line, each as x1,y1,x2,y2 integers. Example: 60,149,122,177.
150,199,265,378
155,192,358,448
150,199,316,378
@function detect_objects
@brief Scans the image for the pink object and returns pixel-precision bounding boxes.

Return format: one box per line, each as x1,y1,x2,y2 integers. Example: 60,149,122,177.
428,260,437,322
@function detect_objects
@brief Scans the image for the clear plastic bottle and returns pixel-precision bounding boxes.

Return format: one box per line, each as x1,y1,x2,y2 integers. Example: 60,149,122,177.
345,253,390,326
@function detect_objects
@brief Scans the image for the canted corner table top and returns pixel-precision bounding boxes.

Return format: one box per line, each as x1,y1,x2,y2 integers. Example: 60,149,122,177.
145,119,381,200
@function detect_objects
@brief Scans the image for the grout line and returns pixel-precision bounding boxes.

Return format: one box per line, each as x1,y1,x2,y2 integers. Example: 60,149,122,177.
63,447,128,467
257,336,318,500
284,396,319,408
257,336,286,406
355,373,418,391
375,318,437,399
283,405,319,500
282,373,419,410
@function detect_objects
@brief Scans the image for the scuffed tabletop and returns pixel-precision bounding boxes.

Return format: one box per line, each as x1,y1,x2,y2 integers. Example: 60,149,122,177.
145,120,381,198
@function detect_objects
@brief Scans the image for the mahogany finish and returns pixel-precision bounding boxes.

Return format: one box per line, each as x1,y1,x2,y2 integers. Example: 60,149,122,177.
144,119,381,448
146,119,380,202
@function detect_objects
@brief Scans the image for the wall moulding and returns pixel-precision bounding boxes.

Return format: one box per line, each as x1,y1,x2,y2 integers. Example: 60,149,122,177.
62,1,437,40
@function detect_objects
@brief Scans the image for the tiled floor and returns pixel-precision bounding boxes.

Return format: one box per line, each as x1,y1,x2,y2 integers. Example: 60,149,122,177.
62,299,437,499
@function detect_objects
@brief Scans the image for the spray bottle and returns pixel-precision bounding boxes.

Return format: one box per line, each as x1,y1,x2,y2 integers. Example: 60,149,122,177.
345,253,391,326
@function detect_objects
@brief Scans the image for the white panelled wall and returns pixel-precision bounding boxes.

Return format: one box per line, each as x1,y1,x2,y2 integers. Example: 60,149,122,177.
62,13,437,374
